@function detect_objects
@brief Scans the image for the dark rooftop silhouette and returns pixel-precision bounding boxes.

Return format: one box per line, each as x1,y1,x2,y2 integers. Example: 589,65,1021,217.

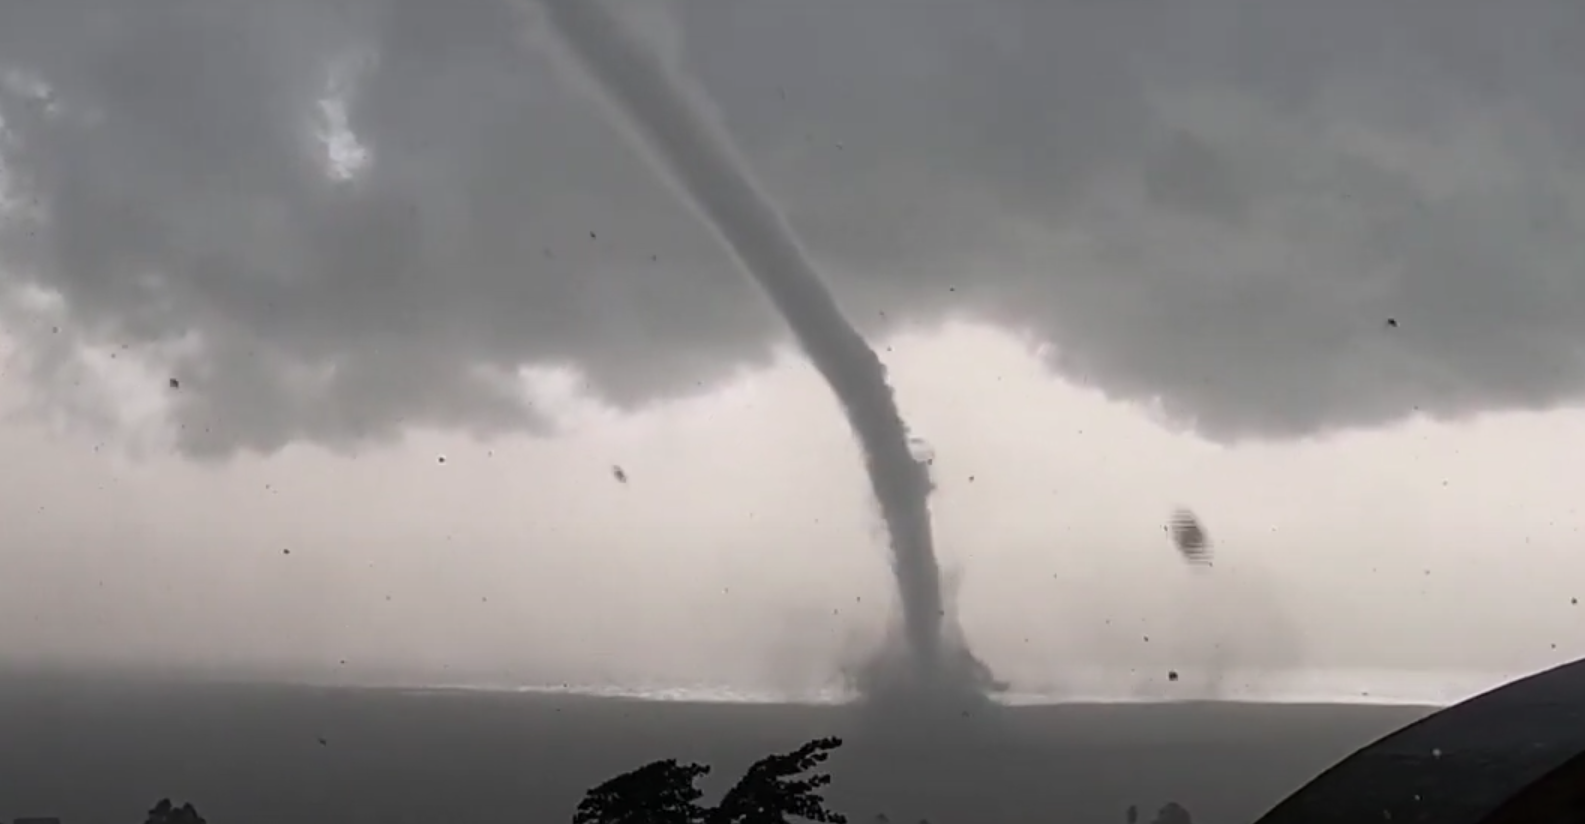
1254,655,1585,824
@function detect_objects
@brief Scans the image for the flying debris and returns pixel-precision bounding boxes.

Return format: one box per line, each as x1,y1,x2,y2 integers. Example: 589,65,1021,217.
611,464,628,484
1167,508,1213,566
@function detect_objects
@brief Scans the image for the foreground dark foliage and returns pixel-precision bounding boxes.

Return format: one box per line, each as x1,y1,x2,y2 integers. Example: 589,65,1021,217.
712,737,848,824
573,759,713,824
573,736,848,824
144,799,207,824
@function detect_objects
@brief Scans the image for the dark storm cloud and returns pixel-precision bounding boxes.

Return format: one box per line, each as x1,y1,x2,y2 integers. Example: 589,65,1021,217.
1,0,1583,454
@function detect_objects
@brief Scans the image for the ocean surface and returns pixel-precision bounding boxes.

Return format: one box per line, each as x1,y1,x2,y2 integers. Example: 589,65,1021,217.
0,670,1451,824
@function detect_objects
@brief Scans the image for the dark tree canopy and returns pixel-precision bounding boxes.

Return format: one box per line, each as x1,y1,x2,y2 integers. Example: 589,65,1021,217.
710,737,848,824
573,737,848,824
144,798,207,824
574,759,713,824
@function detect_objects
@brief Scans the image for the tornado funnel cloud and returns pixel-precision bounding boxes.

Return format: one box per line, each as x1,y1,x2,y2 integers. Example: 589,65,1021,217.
534,0,991,700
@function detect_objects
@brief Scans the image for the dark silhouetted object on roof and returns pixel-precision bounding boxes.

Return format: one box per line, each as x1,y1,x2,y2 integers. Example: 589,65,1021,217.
573,736,848,824
1254,655,1585,824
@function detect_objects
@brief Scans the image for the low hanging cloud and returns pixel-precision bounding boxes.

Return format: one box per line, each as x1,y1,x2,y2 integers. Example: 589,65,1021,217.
1,0,1583,456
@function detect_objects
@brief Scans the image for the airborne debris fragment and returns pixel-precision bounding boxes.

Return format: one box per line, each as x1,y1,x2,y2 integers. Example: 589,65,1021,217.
1167,508,1213,566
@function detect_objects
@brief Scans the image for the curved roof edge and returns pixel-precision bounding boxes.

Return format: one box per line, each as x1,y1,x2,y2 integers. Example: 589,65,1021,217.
1254,657,1585,824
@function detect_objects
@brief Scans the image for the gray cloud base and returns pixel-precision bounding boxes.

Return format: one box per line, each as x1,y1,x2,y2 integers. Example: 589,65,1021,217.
2,0,1583,455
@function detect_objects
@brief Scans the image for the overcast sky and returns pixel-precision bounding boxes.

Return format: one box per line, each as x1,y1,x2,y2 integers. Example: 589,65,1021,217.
0,0,1583,701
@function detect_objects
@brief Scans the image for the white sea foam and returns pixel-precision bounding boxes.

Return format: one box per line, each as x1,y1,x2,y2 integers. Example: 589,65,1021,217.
395,667,1521,708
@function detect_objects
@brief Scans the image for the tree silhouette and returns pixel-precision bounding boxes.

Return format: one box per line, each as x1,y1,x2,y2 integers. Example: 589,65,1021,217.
573,737,848,824
574,758,713,824
709,737,847,824
144,798,207,824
